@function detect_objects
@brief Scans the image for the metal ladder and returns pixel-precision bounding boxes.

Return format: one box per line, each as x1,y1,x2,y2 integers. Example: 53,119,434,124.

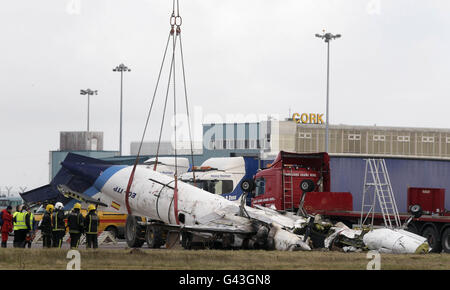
282,167,294,211
360,159,401,229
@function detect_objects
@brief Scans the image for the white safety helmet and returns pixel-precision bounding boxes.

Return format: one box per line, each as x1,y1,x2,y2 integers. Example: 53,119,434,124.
55,202,64,210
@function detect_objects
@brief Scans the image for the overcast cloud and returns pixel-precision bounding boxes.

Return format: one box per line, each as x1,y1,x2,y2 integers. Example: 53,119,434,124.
1,0,449,192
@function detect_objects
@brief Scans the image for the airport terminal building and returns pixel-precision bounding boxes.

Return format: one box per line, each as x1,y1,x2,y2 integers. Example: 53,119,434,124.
200,119,450,159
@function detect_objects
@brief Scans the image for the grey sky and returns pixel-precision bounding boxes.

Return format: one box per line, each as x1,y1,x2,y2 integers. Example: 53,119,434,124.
1,0,449,191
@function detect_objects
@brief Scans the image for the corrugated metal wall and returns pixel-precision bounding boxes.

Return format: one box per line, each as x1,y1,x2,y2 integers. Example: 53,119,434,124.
330,156,450,213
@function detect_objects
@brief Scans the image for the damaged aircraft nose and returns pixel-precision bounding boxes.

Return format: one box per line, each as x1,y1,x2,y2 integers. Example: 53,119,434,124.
362,228,430,254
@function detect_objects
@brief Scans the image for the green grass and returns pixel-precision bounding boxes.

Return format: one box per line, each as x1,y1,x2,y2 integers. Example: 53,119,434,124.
0,248,448,270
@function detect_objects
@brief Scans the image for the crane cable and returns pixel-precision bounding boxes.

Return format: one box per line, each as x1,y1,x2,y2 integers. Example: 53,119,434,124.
125,0,196,222
124,32,171,216
179,26,197,187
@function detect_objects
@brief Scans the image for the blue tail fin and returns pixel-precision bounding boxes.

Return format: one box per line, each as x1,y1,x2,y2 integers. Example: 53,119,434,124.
20,153,114,205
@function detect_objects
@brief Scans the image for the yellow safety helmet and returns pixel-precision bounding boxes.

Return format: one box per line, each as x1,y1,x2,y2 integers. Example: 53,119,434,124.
87,204,96,212
46,204,54,212
73,203,81,210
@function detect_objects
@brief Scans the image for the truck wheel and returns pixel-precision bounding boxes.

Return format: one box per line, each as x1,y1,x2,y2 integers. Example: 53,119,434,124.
240,179,255,193
105,226,118,239
125,215,145,248
181,232,193,250
300,179,315,193
441,227,450,253
146,225,164,249
422,226,442,253
410,204,423,218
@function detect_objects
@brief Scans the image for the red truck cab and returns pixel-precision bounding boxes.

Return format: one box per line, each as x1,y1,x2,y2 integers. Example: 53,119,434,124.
251,151,353,213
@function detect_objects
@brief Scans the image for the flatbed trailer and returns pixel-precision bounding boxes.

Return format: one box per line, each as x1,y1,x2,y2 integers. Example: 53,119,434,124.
317,210,449,229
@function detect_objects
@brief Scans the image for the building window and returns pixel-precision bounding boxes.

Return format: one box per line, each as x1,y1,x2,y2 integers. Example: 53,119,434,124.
373,135,386,141
226,140,235,149
90,138,98,150
235,140,245,149
298,132,312,139
348,134,361,141
422,136,435,143
397,136,410,142
255,178,265,197
446,137,450,144
249,139,257,149
197,180,234,195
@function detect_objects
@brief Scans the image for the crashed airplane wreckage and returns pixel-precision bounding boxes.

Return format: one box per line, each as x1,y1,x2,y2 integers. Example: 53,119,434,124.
21,153,429,253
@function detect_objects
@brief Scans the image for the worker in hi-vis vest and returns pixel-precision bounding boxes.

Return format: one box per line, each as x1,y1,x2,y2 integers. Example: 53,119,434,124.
38,204,54,248
12,205,28,248
67,203,84,249
84,204,99,249
24,205,35,248
51,202,67,248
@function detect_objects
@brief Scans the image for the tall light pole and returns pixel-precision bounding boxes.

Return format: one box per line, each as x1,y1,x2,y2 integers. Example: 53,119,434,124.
315,31,341,153
113,63,131,156
80,89,98,133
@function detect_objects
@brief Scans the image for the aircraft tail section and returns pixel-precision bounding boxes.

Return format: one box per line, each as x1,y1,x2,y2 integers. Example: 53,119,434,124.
20,153,114,205
20,184,69,205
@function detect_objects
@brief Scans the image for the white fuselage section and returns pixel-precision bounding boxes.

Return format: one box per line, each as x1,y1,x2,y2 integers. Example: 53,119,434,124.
94,165,312,251
99,166,234,225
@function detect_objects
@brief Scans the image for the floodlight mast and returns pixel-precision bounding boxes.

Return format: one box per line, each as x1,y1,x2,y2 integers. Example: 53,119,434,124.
315,31,341,153
113,63,131,156
80,89,98,133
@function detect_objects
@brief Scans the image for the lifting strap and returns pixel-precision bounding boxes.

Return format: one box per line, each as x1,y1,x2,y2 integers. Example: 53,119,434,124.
125,0,196,223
